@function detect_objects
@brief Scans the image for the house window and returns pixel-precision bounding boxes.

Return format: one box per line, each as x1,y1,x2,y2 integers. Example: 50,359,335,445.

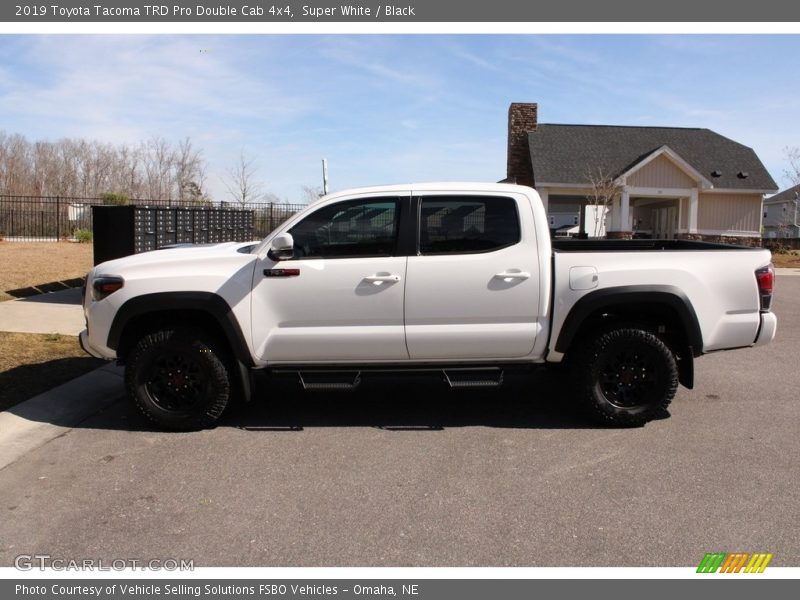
419,196,520,254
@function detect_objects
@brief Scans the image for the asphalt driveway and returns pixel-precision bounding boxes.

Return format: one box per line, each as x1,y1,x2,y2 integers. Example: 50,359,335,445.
0,277,798,567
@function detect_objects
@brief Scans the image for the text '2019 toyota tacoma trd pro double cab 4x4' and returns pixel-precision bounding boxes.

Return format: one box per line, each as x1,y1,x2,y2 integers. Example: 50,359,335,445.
80,183,777,430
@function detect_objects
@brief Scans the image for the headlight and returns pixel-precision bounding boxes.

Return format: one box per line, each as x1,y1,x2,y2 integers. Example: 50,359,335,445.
91,276,124,301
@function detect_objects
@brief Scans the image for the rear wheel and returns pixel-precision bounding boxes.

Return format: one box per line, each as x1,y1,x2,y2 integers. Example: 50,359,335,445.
571,327,678,427
125,327,232,431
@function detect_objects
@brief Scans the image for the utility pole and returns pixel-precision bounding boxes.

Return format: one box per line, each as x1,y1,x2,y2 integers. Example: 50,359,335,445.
322,159,329,195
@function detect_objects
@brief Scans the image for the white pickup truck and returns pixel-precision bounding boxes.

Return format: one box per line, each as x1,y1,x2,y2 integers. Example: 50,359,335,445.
80,183,777,430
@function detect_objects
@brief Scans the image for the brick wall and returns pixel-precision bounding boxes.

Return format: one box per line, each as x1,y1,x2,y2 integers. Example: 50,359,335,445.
675,233,762,247
606,231,634,240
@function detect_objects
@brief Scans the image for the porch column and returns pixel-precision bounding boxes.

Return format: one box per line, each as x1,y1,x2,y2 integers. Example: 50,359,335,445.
609,194,621,231
620,188,630,232
606,189,633,239
538,187,549,215
688,189,698,233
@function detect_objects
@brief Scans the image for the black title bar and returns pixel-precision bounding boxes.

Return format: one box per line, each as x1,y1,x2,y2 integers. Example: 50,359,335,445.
4,0,800,22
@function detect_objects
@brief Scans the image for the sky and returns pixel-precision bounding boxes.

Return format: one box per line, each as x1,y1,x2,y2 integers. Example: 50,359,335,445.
0,34,798,201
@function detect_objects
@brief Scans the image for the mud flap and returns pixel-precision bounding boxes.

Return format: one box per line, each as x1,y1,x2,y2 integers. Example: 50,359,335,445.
677,347,694,389
237,360,254,402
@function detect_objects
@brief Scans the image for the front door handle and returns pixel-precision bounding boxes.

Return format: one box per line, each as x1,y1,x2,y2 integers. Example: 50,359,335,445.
495,271,531,280
364,274,401,284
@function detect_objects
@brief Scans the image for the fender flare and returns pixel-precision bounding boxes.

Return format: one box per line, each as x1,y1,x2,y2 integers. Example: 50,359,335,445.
554,285,703,357
107,291,254,368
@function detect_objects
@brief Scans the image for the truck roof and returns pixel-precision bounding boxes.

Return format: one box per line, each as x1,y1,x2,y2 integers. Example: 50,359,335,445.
317,182,535,204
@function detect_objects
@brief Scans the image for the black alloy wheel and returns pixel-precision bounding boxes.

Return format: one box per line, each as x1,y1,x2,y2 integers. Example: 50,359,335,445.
125,327,232,431
571,327,679,427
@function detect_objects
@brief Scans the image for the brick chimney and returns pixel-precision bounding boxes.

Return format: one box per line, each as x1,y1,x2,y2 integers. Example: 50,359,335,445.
506,102,537,187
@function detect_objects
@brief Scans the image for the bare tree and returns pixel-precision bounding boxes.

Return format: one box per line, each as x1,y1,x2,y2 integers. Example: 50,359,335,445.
771,147,800,252
116,144,142,197
300,185,323,204
0,133,32,195
222,150,265,206
0,131,210,201
584,167,622,237
174,137,206,202
142,136,177,201
784,146,800,186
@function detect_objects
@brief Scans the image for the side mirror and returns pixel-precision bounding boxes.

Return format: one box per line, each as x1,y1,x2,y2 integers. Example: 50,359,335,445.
267,233,294,261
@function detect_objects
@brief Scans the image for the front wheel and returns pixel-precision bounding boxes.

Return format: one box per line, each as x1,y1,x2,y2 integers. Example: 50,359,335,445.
571,327,678,427
125,327,232,431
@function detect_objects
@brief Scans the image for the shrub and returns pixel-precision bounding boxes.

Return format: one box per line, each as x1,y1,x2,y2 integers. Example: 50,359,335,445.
100,192,130,206
74,228,93,243
764,241,791,254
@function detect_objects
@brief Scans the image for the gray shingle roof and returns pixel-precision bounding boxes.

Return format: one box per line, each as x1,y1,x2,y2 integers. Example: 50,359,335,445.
528,124,777,191
764,182,800,204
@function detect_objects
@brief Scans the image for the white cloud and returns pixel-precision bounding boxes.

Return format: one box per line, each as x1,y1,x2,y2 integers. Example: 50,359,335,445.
0,36,315,143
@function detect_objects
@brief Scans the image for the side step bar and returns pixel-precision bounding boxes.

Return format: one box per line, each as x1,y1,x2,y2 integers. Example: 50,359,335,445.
298,371,362,392
443,368,504,388
290,367,507,391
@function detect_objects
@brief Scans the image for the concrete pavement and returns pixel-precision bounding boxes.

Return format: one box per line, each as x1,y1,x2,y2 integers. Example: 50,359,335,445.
0,287,84,335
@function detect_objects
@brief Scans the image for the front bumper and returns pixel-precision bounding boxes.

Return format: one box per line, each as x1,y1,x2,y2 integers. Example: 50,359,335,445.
754,312,777,347
79,329,107,359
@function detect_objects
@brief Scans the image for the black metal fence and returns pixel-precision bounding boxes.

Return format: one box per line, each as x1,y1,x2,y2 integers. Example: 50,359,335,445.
0,195,306,242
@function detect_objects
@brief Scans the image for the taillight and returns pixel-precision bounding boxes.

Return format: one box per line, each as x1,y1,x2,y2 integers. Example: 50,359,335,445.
755,264,774,311
92,276,124,301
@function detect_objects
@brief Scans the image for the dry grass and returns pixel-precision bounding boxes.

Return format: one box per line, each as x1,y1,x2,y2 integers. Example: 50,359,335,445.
0,241,93,301
0,332,104,411
771,250,800,269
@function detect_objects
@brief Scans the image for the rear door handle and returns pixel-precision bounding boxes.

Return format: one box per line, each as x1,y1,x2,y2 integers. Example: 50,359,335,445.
495,271,530,280
364,274,401,283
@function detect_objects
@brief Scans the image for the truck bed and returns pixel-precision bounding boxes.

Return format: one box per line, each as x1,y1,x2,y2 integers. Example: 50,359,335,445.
548,238,773,358
552,239,760,252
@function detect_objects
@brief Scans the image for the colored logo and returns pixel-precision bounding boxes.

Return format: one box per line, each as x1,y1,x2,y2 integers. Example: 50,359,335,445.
697,552,773,573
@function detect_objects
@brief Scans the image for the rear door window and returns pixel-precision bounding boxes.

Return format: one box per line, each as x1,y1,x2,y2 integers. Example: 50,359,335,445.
418,196,520,254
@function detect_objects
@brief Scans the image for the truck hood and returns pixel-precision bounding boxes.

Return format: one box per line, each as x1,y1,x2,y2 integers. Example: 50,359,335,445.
93,241,258,276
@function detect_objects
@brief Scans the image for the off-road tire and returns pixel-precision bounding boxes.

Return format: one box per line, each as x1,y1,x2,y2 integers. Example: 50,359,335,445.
125,327,232,431
571,327,678,427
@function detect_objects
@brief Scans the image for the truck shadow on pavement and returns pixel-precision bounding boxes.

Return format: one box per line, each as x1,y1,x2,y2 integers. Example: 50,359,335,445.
18,367,669,432
215,369,667,432
7,285,83,304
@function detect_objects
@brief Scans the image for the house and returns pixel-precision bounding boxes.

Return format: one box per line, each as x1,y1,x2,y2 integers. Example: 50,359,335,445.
762,183,800,239
506,102,778,244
